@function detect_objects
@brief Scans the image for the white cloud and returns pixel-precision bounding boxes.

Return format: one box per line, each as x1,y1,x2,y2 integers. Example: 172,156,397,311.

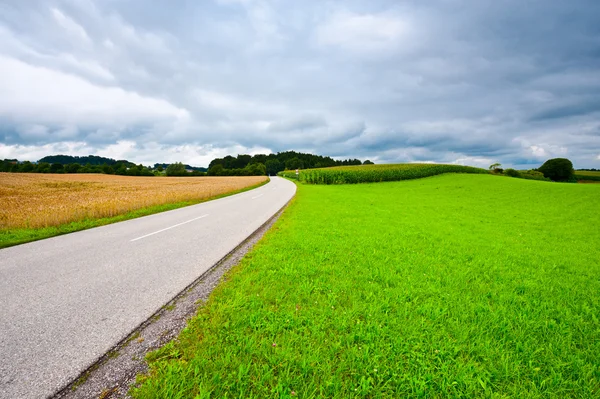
0,142,95,162
0,55,189,130
315,11,411,53
60,53,115,81
451,156,494,168
530,145,546,157
51,8,91,44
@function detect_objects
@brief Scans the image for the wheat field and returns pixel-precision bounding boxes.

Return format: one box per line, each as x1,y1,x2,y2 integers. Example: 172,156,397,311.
0,173,267,230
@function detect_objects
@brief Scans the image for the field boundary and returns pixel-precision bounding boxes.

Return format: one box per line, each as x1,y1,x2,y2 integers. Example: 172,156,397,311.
52,187,295,399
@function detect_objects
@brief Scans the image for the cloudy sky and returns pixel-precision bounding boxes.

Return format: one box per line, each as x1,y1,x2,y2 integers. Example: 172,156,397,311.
1,0,599,168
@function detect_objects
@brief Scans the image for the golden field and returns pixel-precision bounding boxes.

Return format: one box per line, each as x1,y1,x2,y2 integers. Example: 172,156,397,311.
0,173,267,230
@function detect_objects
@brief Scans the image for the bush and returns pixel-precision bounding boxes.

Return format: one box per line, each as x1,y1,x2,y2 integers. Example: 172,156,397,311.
520,170,550,181
504,168,521,177
538,158,574,182
166,162,188,177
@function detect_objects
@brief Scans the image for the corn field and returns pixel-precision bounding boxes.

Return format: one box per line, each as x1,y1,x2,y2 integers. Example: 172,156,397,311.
0,173,266,230
279,163,488,184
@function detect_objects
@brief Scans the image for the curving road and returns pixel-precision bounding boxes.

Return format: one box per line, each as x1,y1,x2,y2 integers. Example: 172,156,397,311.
0,176,296,399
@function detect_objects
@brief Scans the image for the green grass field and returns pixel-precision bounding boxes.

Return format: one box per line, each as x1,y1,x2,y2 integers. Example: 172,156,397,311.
280,163,487,184
132,174,600,398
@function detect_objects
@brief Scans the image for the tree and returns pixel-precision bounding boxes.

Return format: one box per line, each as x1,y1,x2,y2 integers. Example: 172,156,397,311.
244,162,266,176
50,163,64,173
504,168,520,177
35,162,51,173
157,165,164,172
102,164,115,174
363,160,374,165
489,163,501,170
166,162,187,176
19,161,35,172
285,157,304,170
208,164,225,176
65,163,81,173
265,159,283,175
538,158,574,182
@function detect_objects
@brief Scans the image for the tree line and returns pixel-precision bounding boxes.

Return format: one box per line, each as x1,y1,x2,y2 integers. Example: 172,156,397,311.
1,151,374,177
0,158,155,176
207,151,373,176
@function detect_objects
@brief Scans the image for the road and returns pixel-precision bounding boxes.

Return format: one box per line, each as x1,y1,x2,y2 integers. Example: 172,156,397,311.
0,176,296,399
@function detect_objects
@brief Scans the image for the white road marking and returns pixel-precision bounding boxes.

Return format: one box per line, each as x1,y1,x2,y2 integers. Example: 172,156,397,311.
130,214,209,242
251,194,263,199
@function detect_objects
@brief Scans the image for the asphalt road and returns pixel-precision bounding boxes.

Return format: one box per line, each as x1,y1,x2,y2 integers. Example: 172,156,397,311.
0,176,296,399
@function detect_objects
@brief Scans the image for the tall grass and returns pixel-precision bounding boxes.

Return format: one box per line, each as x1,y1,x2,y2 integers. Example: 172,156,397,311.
279,164,487,184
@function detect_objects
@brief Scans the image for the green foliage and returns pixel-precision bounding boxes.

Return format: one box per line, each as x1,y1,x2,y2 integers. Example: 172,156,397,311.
38,154,123,166
209,151,364,174
489,162,501,170
208,162,267,176
155,163,207,173
244,162,266,176
363,160,374,165
65,163,81,174
520,170,550,181
504,168,521,177
19,161,34,172
280,163,488,184
538,158,574,182
265,159,284,175
1,156,159,176
166,162,188,177
285,157,304,170
132,174,600,398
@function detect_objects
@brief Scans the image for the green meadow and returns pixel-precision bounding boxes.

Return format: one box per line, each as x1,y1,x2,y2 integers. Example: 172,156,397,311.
132,173,600,398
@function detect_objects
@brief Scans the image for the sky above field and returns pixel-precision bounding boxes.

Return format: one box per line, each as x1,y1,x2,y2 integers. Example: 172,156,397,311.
1,0,599,168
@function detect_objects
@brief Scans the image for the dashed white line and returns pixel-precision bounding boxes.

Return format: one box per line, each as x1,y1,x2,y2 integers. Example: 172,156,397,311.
130,214,209,242
251,194,263,200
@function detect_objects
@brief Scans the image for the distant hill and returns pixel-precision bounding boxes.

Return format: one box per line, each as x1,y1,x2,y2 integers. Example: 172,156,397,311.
38,154,134,167
154,163,207,172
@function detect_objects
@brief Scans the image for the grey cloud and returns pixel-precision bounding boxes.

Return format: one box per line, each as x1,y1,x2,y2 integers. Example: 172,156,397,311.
0,0,599,168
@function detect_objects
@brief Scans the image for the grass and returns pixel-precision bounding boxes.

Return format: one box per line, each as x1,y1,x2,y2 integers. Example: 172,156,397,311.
279,163,487,184
131,174,600,398
0,178,268,249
